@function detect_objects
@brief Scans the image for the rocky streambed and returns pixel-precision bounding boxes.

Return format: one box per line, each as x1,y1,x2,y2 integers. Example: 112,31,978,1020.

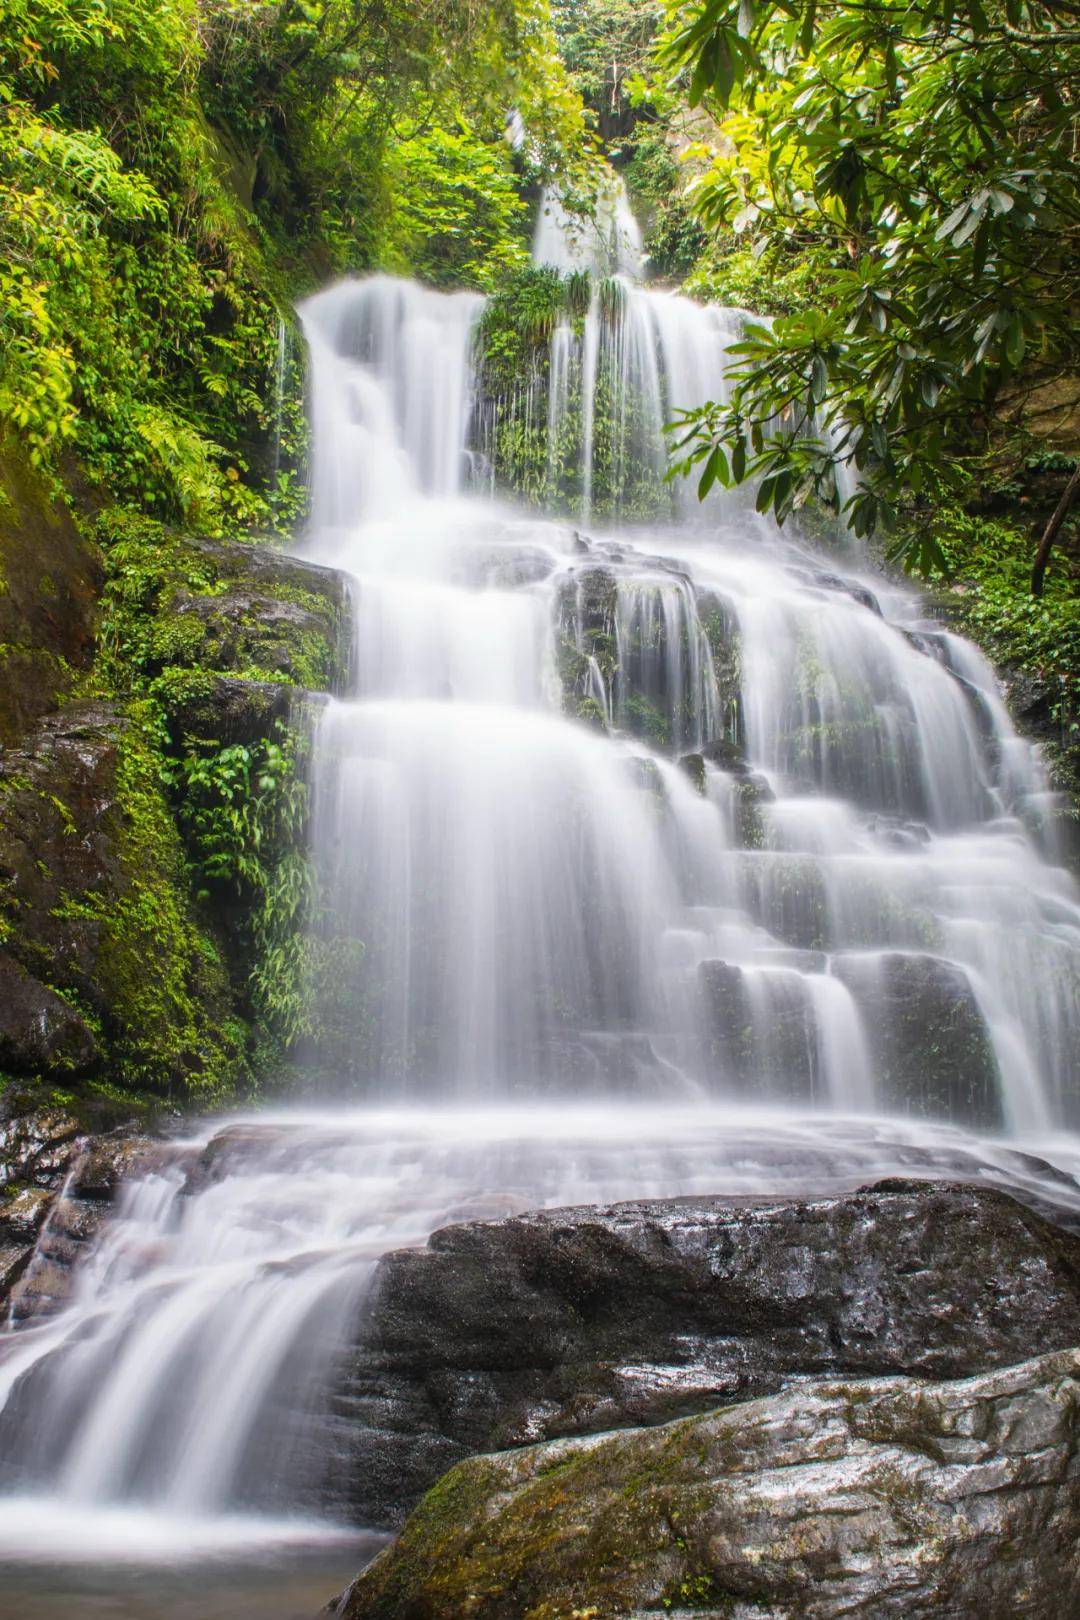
4,1108,1080,1617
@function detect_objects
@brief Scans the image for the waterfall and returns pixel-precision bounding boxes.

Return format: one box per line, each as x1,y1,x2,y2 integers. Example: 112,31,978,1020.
1,191,1078,1565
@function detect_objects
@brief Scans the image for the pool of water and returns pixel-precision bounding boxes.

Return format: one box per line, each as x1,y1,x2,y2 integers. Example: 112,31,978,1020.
0,1541,381,1620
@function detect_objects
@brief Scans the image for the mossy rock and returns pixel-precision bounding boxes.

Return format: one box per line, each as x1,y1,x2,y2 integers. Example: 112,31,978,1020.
0,700,245,1100
330,1348,1080,1619
0,445,103,745
94,510,350,701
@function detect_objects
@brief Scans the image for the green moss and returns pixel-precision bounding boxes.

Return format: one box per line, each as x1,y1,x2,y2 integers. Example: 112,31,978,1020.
53,708,247,1100
92,508,345,701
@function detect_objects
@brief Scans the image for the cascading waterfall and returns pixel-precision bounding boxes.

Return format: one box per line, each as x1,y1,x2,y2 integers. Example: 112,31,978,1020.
1,188,1079,1566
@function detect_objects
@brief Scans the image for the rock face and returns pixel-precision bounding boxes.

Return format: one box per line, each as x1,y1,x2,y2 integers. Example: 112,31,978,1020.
165,535,350,696
0,511,352,1108
333,1347,1080,1620
0,702,241,1095
322,1181,1080,1526
0,449,102,746
834,951,1001,1124
95,520,351,703
0,1090,156,1314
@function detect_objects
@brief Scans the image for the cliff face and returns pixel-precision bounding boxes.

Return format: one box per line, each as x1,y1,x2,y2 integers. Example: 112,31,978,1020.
0,449,351,1133
0,452,102,745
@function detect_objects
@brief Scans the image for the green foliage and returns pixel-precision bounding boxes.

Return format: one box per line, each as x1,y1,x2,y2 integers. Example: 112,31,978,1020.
383,127,529,289
477,265,671,518
552,1,705,278
92,507,345,696
660,0,1080,573
478,267,569,388
930,508,1079,726
0,0,588,529
60,708,248,1099
169,732,315,1048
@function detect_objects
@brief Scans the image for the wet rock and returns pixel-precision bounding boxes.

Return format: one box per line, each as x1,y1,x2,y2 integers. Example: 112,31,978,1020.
323,1180,1080,1526
555,566,618,723
866,811,932,849
171,536,350,694
452,544,556,589
0,1096,87,1313
696,587,743,746
677,752,706,793
833,951,1002,1126
730,769,774,847
332,1346,1080,1620
0,1123,159,1324
789,563,884,618
165,673,328,750
0,954,101,1075
698,958,823,1100
701,735,746,773
0,1094,83,1190
67,1131,162,1201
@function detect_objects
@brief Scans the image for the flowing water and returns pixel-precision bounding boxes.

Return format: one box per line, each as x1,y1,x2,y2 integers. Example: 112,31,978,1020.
1,197,1079,1609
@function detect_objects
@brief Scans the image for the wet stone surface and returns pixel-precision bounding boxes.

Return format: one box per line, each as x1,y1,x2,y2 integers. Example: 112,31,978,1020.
331,1347,1080,1620
322,1178,1080,1527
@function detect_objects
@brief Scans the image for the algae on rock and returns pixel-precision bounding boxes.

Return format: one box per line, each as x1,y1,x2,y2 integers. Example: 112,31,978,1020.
330,1347,1080,1620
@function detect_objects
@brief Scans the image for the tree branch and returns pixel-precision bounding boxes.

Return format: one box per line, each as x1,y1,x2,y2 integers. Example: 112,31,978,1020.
1031,461,1080,595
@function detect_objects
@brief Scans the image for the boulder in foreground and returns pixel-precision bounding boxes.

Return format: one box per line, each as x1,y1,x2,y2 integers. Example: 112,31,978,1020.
324,1179,1080,1525
331,1346,1080,1620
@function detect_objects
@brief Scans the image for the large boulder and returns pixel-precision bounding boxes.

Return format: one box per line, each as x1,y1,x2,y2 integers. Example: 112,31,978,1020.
332,1346,1080,1620
95,518,351,700
318,1181,1080,1526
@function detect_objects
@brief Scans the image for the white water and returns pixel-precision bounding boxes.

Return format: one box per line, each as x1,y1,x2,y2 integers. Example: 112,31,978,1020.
1,195,1079,1563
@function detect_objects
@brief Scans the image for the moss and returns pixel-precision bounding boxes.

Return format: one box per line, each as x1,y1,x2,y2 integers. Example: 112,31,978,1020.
91,509,347,703
0,443,102,745
53,709,247,1100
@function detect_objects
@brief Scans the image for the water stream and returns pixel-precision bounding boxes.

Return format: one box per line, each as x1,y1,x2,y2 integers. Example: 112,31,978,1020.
1,196,1078,1605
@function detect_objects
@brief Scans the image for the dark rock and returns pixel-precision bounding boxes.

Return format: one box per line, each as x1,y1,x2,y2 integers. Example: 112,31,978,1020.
333,1346,1080,1620
0,448,102,746
165,673,328,749
678,752,706,793
866,812,932,849
96,521,351,698
833,951,1002,1126
789,563,884,617
322,1180,1080,1527
0,1094,82,1190
730,769,774,847
697,587,743,747
736,849,829,947
555,567,618,723
0,954,100,1075
698,957,823,1100
0,1118,159,1324
701,735,746,773
67,1131,161,1201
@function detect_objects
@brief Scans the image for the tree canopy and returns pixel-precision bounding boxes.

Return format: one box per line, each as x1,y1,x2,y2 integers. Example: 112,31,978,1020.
660,0,1080,588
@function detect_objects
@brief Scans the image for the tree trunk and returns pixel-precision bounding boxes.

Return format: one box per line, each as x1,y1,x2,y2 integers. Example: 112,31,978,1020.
1031,463,1080,597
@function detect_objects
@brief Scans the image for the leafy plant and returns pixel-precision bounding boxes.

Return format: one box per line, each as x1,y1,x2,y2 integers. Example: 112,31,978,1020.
660,0,1080,589
170,732,315,1047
